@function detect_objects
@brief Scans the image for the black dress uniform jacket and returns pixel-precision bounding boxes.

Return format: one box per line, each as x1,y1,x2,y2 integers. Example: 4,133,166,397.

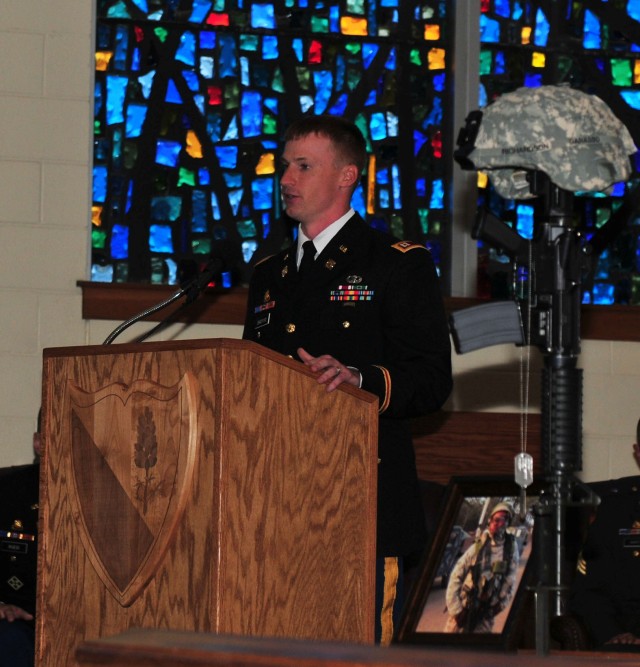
0,464,39,616
243,214,453,556
569,476,640,648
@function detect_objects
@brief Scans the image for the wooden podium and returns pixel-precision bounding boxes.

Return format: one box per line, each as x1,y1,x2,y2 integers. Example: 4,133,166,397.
38,338,378,666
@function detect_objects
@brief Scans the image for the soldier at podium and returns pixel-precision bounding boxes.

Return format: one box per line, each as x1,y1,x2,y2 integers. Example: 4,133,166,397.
243,114,453,644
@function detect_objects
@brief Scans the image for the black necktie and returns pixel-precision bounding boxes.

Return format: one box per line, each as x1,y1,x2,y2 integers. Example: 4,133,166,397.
298,240,316,276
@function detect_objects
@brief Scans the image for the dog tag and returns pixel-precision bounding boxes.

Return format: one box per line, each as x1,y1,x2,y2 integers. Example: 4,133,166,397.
515,452,533,518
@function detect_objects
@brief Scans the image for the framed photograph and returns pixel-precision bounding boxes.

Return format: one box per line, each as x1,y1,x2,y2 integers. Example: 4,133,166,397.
395,476,539,650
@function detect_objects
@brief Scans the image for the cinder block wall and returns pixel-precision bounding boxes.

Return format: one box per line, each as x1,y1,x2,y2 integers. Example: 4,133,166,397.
0,1,638,483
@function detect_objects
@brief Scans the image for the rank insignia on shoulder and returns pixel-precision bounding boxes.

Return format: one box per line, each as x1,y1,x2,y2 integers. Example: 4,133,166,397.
392,241,426,253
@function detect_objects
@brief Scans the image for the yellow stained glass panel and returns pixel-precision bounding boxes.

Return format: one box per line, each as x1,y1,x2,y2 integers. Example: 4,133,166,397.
186,130,203,158
256,152,275,175
340,17,368,36
95,51,113,71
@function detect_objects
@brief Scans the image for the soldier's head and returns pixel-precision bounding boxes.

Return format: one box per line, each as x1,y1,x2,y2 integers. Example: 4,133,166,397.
283,115,367,181
488,502,513,540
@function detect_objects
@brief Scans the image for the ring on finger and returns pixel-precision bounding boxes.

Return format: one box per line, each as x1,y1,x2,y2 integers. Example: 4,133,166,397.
334,367,341,376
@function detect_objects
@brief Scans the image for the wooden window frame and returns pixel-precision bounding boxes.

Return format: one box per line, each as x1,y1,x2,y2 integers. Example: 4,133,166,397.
79,281,640,342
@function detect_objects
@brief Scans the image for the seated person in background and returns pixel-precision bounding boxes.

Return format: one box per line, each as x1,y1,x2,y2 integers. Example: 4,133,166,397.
569,443,640,650
0,427,41,666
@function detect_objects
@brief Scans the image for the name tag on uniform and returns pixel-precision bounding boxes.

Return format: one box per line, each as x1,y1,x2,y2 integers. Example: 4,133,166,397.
619,528,640,548
255,313,271,329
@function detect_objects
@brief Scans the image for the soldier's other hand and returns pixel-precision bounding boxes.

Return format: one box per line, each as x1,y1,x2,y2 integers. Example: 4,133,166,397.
297,348,360,392
0,603,33,623
606,632,640,645
454,609,468,628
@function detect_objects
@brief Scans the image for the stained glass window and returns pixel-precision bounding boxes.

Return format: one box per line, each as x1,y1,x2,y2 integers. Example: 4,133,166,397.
477,1,640,305
92,1,453,289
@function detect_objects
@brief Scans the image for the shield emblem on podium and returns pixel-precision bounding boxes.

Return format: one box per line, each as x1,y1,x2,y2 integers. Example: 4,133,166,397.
65,374,198,606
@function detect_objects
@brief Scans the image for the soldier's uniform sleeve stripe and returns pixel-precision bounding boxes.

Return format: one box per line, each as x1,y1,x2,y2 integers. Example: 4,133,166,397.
391,241,427,253
379,556,399,646
373,365,391,413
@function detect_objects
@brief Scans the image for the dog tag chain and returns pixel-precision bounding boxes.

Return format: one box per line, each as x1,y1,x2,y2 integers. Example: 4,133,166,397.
515,247,534,518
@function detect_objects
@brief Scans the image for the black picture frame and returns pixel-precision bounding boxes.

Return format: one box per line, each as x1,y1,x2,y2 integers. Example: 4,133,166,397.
395,476,539,650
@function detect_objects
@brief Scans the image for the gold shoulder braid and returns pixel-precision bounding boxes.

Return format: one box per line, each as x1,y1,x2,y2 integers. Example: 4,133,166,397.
254,253,275,267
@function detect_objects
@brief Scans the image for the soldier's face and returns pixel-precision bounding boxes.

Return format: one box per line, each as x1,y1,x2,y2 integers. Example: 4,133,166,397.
488,511,509,539
280,133,354,228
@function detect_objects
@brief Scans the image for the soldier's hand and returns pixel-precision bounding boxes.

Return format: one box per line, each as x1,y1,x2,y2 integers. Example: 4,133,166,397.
0,602,33,622
607,632,640,645
297,348,360,392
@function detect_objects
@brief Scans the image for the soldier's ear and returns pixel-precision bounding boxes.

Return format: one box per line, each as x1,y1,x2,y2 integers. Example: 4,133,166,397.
340,164,359,188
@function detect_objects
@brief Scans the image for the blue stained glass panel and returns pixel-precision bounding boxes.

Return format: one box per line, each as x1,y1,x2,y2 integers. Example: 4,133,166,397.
93,0,454,287
480,15,500,43
251,178,273,210
156,140,181,167
93,166,107,203
370,112,387,140
111,224,129,259
189,0,212,22
200,32,215,49
533,9,549,47
263,35,278,59
138,71,155,98
105,76,127,124
114,26,129,71
215,146,238,168
313,71,333,113
251,4,276,29
430,179,444,209
165,79,183,103
125,104,148,137
176,32,196,65
219,35,238,77
149,224,173,252
621,90,640,109
584,10,601,49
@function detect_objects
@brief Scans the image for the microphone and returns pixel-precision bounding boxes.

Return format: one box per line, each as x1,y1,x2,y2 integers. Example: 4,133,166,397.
183,255,226,304
103,244,234,345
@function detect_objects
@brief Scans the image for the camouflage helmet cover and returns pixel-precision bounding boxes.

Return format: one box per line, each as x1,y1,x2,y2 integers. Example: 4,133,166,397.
489,502,514,522
464,85,637,199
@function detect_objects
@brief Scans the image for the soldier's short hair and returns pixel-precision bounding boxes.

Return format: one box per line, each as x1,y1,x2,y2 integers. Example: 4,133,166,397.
283,114,367,175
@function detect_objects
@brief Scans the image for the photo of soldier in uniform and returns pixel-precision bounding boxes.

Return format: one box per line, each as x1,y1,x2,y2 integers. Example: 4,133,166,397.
415,492,536,636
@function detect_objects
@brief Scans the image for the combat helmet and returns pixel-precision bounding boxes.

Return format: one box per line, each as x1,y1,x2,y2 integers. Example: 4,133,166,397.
455,84,637,199
489,502,514,523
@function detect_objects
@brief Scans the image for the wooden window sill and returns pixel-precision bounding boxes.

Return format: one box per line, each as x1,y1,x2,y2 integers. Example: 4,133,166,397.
79,281,640,342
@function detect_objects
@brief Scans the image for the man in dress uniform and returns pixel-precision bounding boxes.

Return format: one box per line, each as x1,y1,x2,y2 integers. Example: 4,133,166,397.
242,114,452,644
0,430,40,666
569,443,640,650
